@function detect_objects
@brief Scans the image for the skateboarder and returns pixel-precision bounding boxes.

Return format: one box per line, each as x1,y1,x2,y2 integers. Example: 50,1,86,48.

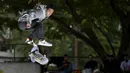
18,3,55,47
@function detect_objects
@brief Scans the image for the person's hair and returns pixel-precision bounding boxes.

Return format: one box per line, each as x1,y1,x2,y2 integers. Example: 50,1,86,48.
124,54,128,58
64,54,68,57
46,4,55,10
88,55,92,57
107,54,114,57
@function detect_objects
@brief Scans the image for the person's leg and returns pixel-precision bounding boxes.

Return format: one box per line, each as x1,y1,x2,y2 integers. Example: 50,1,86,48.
35,22,44,40
37,23,52,46
32,22,52,47
18,21,35,45
24,20,38,44
27,21,44,39
27,20,52,46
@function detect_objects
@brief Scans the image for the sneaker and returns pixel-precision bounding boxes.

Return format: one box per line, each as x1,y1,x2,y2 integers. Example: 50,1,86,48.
25,38,33,45
38,40,52,47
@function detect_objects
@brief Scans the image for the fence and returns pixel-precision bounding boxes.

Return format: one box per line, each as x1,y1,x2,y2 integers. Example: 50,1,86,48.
0,44,102,73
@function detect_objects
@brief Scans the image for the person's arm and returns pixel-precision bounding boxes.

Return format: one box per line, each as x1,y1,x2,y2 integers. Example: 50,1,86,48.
120,63,124,70
58,65,64,70
18,9,28,15
120,62,124,70
120,62,127,73
34,3,46,10
34,2,41,9
58,61,69,70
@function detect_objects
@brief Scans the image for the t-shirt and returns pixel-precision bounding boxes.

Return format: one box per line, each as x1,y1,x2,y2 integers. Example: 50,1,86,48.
32,5,47,22
60,61,70,70
18,4,46,24
103,59,122,73
84,60,97,71
120,60,130,70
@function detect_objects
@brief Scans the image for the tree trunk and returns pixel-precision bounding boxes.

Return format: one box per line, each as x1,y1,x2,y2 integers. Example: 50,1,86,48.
118,15,130,58
109,0,130,58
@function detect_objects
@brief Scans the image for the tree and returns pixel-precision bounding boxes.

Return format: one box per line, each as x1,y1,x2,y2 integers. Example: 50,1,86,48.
0,0,130,70
108,0,130,58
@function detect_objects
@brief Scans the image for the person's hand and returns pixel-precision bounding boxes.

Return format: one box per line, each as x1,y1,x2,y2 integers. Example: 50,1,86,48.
63,63,69,67
34,2,41,9
37,2,41,6
26,23,31,28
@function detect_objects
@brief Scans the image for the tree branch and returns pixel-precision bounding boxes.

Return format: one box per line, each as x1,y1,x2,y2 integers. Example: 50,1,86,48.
64,0,82,23
51,16,107,59
51,16,93,47
82,27,107,57
109,0,125,18
93,22,116,56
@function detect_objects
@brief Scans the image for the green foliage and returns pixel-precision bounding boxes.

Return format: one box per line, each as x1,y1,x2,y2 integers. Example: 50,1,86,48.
0,0,129,63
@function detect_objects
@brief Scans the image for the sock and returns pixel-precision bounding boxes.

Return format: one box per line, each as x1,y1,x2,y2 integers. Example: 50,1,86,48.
28,37,32,40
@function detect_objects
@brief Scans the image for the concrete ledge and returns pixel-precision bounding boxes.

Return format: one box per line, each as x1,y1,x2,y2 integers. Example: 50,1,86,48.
0,62,40,73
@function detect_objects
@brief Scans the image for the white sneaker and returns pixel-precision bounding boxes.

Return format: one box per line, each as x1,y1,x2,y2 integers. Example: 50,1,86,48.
38,40,52,47
25,38,33,45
